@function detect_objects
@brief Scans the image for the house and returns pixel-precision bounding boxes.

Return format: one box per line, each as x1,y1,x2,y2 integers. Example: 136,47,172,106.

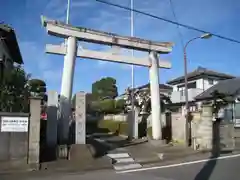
116,83,173,100
195,77,240,127
167,66,235,113
0,24,23,81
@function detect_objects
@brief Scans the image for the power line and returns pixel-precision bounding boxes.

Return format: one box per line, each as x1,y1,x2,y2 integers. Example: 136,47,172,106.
95,0,240,44
168,0,184,49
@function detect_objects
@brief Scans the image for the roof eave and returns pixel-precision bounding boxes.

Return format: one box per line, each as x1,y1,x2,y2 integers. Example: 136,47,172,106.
0,25,23,64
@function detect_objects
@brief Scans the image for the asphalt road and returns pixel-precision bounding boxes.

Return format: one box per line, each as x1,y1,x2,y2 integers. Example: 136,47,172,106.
2,153,240,180
121,154,240,180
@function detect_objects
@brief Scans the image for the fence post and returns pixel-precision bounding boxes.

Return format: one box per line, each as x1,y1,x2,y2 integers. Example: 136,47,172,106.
28,97,41,169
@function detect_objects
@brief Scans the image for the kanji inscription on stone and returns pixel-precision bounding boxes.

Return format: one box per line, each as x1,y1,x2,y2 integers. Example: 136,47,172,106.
75,91,86,144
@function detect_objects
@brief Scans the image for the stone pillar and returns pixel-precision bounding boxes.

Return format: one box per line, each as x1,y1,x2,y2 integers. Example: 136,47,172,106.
28,97,41,169
75,91,86,144
128,107,139,140
196,105,213,150
133,107,139,139
127,110,134,140
59,36,77,144
46,91,58,159
68,92,91,161
149,51,162,140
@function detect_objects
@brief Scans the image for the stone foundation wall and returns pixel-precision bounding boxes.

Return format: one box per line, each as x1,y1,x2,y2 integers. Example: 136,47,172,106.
192,105,213,150
0,112,29,167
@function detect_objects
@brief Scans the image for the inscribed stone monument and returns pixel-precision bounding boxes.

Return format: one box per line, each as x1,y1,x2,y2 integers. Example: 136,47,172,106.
75,91,86,144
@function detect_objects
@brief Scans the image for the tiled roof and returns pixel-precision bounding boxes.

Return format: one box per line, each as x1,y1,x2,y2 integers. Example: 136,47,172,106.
167,66,235,85
118,83,172,97
136,83,172,90
195,77,240,100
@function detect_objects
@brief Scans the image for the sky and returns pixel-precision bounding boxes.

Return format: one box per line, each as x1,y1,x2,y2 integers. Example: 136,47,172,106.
1,0,240,95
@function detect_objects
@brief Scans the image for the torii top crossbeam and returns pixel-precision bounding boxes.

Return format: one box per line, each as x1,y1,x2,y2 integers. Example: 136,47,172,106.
41,16,174,54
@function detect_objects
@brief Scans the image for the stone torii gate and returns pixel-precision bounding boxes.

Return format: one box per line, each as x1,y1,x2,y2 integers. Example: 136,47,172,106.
41,16,173,141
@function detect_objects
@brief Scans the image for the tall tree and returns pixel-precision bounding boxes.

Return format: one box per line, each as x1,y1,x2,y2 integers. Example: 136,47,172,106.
91,77,118,100
0,65,30,112
27,78,47,106
27,79,46,97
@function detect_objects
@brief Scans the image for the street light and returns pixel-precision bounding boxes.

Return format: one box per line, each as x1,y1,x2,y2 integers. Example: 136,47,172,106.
184,33,212,146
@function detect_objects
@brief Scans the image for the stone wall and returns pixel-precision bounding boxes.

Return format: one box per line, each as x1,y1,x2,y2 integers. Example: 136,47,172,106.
170,112,202,143
0,112,29,167
192,105,213,150
171,112,186,142
0,97,41,171
103,114,127,122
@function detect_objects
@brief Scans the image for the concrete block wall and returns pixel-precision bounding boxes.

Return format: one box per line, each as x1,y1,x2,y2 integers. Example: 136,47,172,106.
171,112,186,142
0,112,29,166
192,106,213,150
103,114,128,122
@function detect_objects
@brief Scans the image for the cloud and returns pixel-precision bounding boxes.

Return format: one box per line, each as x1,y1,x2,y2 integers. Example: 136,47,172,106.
39,0,238,91
19,41,63,87
43,0,95,21
19,41,49,71
42,69,62,83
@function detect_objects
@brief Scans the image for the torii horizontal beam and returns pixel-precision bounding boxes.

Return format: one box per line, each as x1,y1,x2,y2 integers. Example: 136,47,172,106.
46,44,171,68
41,16,174,54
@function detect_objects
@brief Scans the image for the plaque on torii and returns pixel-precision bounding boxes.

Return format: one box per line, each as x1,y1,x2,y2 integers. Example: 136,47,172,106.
41,15,174,141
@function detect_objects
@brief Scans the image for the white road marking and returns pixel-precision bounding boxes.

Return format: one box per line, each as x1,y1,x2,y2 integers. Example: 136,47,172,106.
114,163,142,171
116,157,135,163
107,153,130,159
117,153,240,174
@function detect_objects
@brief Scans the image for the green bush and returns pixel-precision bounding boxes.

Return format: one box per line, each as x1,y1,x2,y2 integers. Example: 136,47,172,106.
99,99,115,114
115,99,125,111
88,99,125,115
147,127,152,137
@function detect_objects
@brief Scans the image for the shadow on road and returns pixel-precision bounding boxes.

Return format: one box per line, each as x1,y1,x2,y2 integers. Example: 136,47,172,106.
87,133,148,158
194,119,232,180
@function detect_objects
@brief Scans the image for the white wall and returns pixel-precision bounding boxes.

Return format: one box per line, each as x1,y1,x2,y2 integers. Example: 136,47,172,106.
172,79,200,92
170,78,220,104
202,79,218,90
171,78,219,92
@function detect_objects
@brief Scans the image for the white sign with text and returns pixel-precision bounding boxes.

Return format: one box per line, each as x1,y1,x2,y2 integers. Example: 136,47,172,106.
1,116,29,132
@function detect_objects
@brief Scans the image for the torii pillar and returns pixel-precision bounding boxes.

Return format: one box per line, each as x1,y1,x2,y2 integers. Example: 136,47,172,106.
58,36,77,143
61,36,77,100
149,51,162,140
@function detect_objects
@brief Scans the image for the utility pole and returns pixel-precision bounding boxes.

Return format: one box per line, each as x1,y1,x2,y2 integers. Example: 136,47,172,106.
130,0,138,139
131,0,134,91
66,0,70,24
183,33,212,146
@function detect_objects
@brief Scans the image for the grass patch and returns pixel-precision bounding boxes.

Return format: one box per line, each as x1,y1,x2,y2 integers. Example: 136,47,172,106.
98,120,128,135
147,127,152,137
98,120,153,137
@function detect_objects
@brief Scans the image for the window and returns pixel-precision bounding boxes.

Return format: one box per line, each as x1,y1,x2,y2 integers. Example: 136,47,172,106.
208,79,213,85
180,90,184,97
